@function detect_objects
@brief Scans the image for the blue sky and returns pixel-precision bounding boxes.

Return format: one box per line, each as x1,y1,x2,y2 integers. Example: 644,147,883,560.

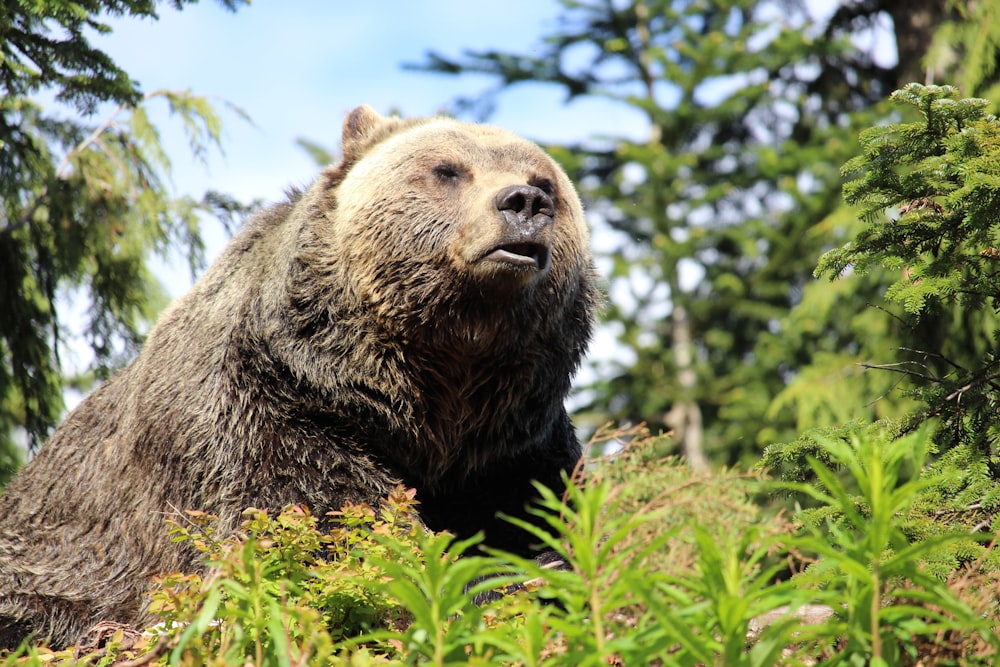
96,1,648,254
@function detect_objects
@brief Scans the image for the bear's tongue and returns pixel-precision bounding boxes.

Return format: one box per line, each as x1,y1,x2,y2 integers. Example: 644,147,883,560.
487,243,550,272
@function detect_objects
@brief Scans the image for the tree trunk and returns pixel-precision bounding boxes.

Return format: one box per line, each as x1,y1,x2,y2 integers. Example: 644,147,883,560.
634,1,708,470
882,0,948,87
664,305,709,471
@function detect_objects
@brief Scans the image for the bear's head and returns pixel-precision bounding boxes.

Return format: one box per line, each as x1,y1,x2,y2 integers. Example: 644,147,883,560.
300,106,598,356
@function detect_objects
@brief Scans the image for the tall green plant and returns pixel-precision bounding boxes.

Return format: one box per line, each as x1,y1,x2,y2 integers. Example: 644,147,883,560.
774,427,1000,665
5,436,999,665
368,530,521,666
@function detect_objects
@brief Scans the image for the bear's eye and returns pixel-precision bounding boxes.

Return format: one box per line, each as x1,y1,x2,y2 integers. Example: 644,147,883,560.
433,163,464,183
530,177,556,196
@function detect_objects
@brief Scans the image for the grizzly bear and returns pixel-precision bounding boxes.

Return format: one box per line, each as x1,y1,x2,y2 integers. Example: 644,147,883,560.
0,106,599,649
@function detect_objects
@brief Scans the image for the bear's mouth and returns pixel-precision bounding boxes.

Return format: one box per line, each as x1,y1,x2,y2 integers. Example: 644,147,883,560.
485,243,551,272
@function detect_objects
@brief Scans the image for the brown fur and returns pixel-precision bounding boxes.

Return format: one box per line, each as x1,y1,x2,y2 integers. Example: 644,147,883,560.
0,106,599,649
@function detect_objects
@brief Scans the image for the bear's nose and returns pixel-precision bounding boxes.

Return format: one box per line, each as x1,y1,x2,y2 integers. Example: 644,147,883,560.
494,184,554,221
487,184,555,274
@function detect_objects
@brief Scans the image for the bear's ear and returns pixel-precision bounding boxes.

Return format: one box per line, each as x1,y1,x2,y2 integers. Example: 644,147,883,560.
342,105,401,161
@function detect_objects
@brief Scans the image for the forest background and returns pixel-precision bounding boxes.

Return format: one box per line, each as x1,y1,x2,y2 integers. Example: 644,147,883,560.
9,1,1000,663
3,0,996,474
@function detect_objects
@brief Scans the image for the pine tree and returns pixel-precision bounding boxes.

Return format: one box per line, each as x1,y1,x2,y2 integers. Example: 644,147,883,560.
762,85,1000,570
417,0,903,465
762,0,1000,444
0,0,248,480
820,83,1000,463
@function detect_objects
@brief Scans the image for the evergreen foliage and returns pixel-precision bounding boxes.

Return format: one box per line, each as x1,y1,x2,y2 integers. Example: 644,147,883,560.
924,0,1000,109
818,83,1000,465
414,0,910,466
762,86,1000,647
0,0,250,475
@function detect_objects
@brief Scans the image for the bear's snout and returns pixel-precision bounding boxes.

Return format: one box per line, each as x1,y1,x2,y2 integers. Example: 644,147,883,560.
486,184,555,273
494,184,554,222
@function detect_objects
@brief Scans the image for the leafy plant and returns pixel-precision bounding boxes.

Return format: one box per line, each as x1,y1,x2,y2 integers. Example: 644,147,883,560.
774,427,1000,665
5,429,1000,665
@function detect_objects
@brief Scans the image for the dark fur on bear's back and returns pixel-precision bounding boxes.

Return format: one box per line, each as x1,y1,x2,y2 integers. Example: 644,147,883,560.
0,106,599,649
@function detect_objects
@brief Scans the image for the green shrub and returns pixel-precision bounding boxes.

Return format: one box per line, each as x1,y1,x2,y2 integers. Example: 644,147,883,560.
4,426,1000,666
